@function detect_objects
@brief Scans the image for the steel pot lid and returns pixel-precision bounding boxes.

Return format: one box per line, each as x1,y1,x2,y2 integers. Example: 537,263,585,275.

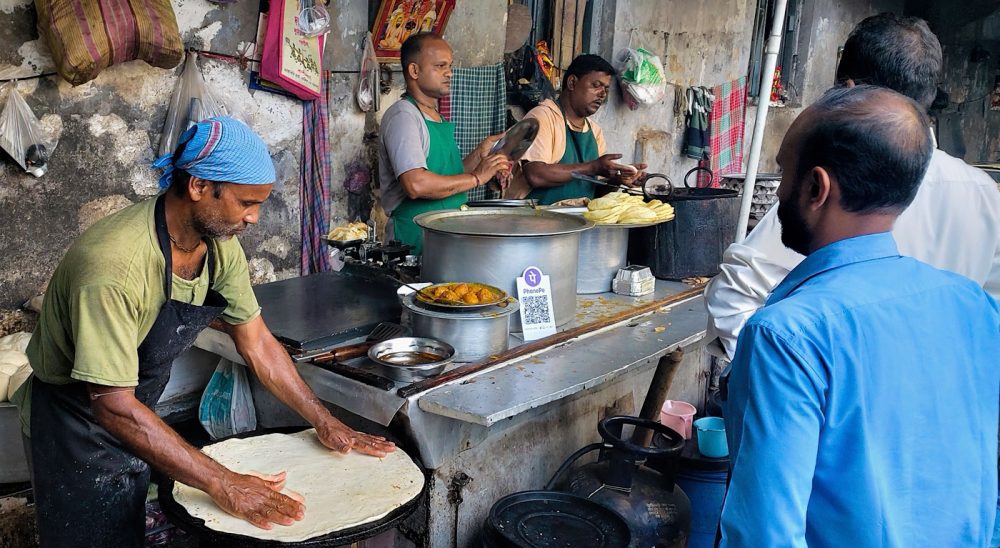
402,293,519,319
465,198,537,208
414,208,593,237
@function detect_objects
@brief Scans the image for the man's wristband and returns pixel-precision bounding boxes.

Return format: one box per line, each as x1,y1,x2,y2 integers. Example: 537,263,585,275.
472,173,482,187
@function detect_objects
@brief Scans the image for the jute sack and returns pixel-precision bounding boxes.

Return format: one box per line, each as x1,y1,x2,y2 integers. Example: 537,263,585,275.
35,0,183,86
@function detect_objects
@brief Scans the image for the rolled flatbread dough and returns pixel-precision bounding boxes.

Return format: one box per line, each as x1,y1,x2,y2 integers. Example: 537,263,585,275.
172,429,424,542
0,332,32,352
0,349,29,403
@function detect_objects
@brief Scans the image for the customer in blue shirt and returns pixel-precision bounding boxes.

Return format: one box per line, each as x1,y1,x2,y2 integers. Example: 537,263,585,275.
720,85,1000,547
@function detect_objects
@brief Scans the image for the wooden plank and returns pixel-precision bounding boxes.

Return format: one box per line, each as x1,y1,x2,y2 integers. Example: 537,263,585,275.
397,284,705,398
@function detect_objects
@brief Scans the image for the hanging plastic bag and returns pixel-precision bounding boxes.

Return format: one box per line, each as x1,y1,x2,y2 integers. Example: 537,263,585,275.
158,52,246,157
619,48,667,106
357,32,379,112
0,83,57,177
198,358,257,440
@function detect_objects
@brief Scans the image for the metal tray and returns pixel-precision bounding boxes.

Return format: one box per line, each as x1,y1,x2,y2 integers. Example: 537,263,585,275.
157,427,427,548
487,118,539,162
414,282,509,310
465,199,537,208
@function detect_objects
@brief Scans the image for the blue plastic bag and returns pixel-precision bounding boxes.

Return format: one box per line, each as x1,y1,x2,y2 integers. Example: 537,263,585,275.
198,359,257,439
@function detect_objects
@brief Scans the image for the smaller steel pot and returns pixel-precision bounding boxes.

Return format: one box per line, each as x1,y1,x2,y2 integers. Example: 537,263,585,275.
367,337,455,382
401,293,519,363
552,207,632,294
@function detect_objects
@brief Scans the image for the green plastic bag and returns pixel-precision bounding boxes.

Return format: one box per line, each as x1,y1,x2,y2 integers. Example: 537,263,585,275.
620,48,667,105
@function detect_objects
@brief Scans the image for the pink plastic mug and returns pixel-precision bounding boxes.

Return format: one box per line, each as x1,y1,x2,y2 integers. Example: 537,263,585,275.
660,400,697,439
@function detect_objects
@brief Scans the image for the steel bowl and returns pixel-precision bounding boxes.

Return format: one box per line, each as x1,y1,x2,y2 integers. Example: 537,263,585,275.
367,337,455,382
402,293,519,363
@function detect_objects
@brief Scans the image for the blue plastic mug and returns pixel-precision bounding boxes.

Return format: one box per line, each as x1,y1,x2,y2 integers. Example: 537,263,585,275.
694,417,729,458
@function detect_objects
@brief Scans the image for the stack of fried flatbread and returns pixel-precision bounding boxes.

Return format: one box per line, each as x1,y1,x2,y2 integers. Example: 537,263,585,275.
582,192,675,225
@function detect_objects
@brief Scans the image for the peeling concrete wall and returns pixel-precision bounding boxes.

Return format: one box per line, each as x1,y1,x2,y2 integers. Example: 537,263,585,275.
590,0,902,182
0,1,304,331
920,7,1000,162
591,0,757,185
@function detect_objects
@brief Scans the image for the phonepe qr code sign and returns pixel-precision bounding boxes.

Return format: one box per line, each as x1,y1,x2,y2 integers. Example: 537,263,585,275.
516,266,557,340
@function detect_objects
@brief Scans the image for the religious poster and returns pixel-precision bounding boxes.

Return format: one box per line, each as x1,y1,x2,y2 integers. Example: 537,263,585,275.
371,0,456,63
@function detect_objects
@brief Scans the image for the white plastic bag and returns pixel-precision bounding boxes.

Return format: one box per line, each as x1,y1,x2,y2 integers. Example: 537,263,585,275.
158,52,246,157
619,48,667,105
198,358,257,439
356,32,379,112
0,83,57,177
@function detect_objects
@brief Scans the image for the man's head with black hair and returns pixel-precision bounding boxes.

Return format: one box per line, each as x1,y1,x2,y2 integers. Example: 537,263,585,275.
836,13,942,110
560,54,616,117
400,32,452,99
776,85,933,255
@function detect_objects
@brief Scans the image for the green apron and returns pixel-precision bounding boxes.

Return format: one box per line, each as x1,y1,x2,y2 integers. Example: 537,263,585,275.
528,116,600,205
391,97,467,255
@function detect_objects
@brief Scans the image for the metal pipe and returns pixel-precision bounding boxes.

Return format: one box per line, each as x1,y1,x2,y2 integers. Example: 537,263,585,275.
736,0,789,242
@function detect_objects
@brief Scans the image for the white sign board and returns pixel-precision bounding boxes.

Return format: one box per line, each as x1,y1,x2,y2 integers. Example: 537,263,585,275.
516,266,557,340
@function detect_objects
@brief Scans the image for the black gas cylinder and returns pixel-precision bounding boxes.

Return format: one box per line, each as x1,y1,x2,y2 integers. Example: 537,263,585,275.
550,416,691,548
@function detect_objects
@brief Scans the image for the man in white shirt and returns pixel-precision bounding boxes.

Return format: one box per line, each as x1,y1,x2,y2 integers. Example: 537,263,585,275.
705,13,1000,360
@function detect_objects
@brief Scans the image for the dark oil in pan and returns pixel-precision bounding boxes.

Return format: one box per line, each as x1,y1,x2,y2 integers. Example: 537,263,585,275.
378,351,444,365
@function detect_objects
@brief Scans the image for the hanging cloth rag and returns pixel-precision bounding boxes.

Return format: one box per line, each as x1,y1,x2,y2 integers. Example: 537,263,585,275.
708,77,747,185
447,63,507,201
683,86,713,161
300,70,332,275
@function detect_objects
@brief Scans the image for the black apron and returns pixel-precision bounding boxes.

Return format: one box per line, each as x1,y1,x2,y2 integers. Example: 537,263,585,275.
30,195,229,548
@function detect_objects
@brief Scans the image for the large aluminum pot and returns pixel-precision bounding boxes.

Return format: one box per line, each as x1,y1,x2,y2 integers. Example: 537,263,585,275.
416,208,592,331
401,293,519,362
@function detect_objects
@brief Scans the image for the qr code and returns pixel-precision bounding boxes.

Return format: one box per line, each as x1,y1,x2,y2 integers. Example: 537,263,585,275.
522,295,551,324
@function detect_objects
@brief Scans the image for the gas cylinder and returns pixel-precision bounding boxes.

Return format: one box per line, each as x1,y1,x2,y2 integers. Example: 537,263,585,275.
549,416,691,547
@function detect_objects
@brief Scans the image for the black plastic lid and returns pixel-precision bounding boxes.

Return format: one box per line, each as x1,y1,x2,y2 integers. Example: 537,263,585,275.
485,491,631,548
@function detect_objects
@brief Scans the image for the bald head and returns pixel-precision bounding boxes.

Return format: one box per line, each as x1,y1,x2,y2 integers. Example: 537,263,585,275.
399,33,453,99
400,33,449,79
783,85,933,214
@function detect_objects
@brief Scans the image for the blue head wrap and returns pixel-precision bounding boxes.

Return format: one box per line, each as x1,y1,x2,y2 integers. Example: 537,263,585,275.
152,116,276,190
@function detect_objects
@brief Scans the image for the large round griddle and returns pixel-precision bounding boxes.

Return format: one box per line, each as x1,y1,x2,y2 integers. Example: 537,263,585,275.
157,427,427,548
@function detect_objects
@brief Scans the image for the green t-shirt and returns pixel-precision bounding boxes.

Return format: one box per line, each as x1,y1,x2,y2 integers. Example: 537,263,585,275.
12,196,261,433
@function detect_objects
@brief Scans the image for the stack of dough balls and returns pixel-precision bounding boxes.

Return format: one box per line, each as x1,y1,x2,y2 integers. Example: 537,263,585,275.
583,192,675,225
0,332,32,402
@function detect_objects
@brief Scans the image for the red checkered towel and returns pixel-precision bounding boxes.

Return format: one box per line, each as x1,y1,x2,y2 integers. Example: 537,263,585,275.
708,77,747,186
